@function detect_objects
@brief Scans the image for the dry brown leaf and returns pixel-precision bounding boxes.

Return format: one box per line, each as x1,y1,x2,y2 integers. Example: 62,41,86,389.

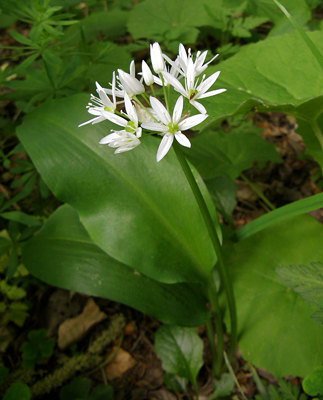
57,298,107,350
105,347,136,380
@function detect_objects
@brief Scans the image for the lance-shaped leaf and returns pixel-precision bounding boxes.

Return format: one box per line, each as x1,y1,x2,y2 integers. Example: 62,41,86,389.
22,204,210,327
17,94,218,285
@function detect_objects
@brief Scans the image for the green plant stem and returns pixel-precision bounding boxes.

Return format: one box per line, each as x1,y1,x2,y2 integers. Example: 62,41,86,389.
159,73,170,113
310,119,323,154
223,351,248,400
240,173,276,211
149,84,156,98
172,141,237,360
206,283,224,377
133,96,156,121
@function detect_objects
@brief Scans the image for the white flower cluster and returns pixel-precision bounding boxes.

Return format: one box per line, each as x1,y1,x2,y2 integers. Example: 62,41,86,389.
79,43,226,162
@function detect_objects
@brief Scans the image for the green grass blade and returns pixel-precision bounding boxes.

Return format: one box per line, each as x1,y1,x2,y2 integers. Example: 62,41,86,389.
231,192,323,241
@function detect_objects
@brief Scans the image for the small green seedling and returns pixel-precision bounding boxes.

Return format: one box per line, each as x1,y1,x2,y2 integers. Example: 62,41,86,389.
21,329,55,369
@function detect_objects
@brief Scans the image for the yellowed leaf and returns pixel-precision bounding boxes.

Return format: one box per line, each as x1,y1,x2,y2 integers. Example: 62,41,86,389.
105,347,136,380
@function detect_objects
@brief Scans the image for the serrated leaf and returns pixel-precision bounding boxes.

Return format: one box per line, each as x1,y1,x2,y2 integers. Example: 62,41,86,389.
303,366,323,396
276,262,323,308
154,325,203,387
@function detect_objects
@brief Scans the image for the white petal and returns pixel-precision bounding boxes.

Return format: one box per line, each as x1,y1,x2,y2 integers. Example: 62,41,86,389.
150,42,165,74
175,132,191,147
161,72,187,97
197,88,227,99
197,71,220,94
179,113,208,130
186,58,195,91
102,111,127,127
172,96,183,124
141,60,154,86
99,132,121,144
150,97,171,125
190,100,207,114
78,116,103,127
141,122,168,132
98,89,114,110
124,93,138,126
118,69,145,96
156,134,174,162
129,60,135,77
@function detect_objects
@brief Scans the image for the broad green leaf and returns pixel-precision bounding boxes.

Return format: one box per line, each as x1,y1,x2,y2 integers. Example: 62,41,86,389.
17,94,218,285
22,204,210,327
127,0,212,43
203,30,323,167
3,382,31,400
210,373,235,399
204,30,323,122
276,262,323,308
303,366,323,396
83,42,132,86
154,325,203,387
205,176,237,227
222,214,323,377
184,129,280,180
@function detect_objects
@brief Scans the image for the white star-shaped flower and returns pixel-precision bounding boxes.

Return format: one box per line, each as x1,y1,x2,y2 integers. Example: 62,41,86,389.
141,96,208,162
78,73,118,127
99,93,142,154
161,57,226,114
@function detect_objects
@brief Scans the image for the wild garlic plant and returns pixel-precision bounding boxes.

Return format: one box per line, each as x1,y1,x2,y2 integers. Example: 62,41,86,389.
79,42,235,377
79,42,226,162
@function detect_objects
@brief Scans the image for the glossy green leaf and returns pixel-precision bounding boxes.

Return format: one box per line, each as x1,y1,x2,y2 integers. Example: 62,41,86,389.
22,205,210,327
154,325,204,388
303,366,323,396
17,94,218,285
205,176,237,227
222,215,323,377
184,129,280,180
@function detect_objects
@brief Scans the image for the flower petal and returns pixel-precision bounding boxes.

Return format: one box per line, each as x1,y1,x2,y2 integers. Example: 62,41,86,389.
124,93,138,126
197,71,220,94
175,132,191,147
179,113,208,130
197,88,227,99
141,122,168,132
150,96,171,125
156,134,174,162
190,100,207,114
102,111,127,127
99,132,121,144
172,96,183,124
161,72,187,97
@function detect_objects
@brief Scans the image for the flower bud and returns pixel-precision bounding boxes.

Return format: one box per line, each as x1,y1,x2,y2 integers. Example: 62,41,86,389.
117,69,145,96
150,42,165,74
